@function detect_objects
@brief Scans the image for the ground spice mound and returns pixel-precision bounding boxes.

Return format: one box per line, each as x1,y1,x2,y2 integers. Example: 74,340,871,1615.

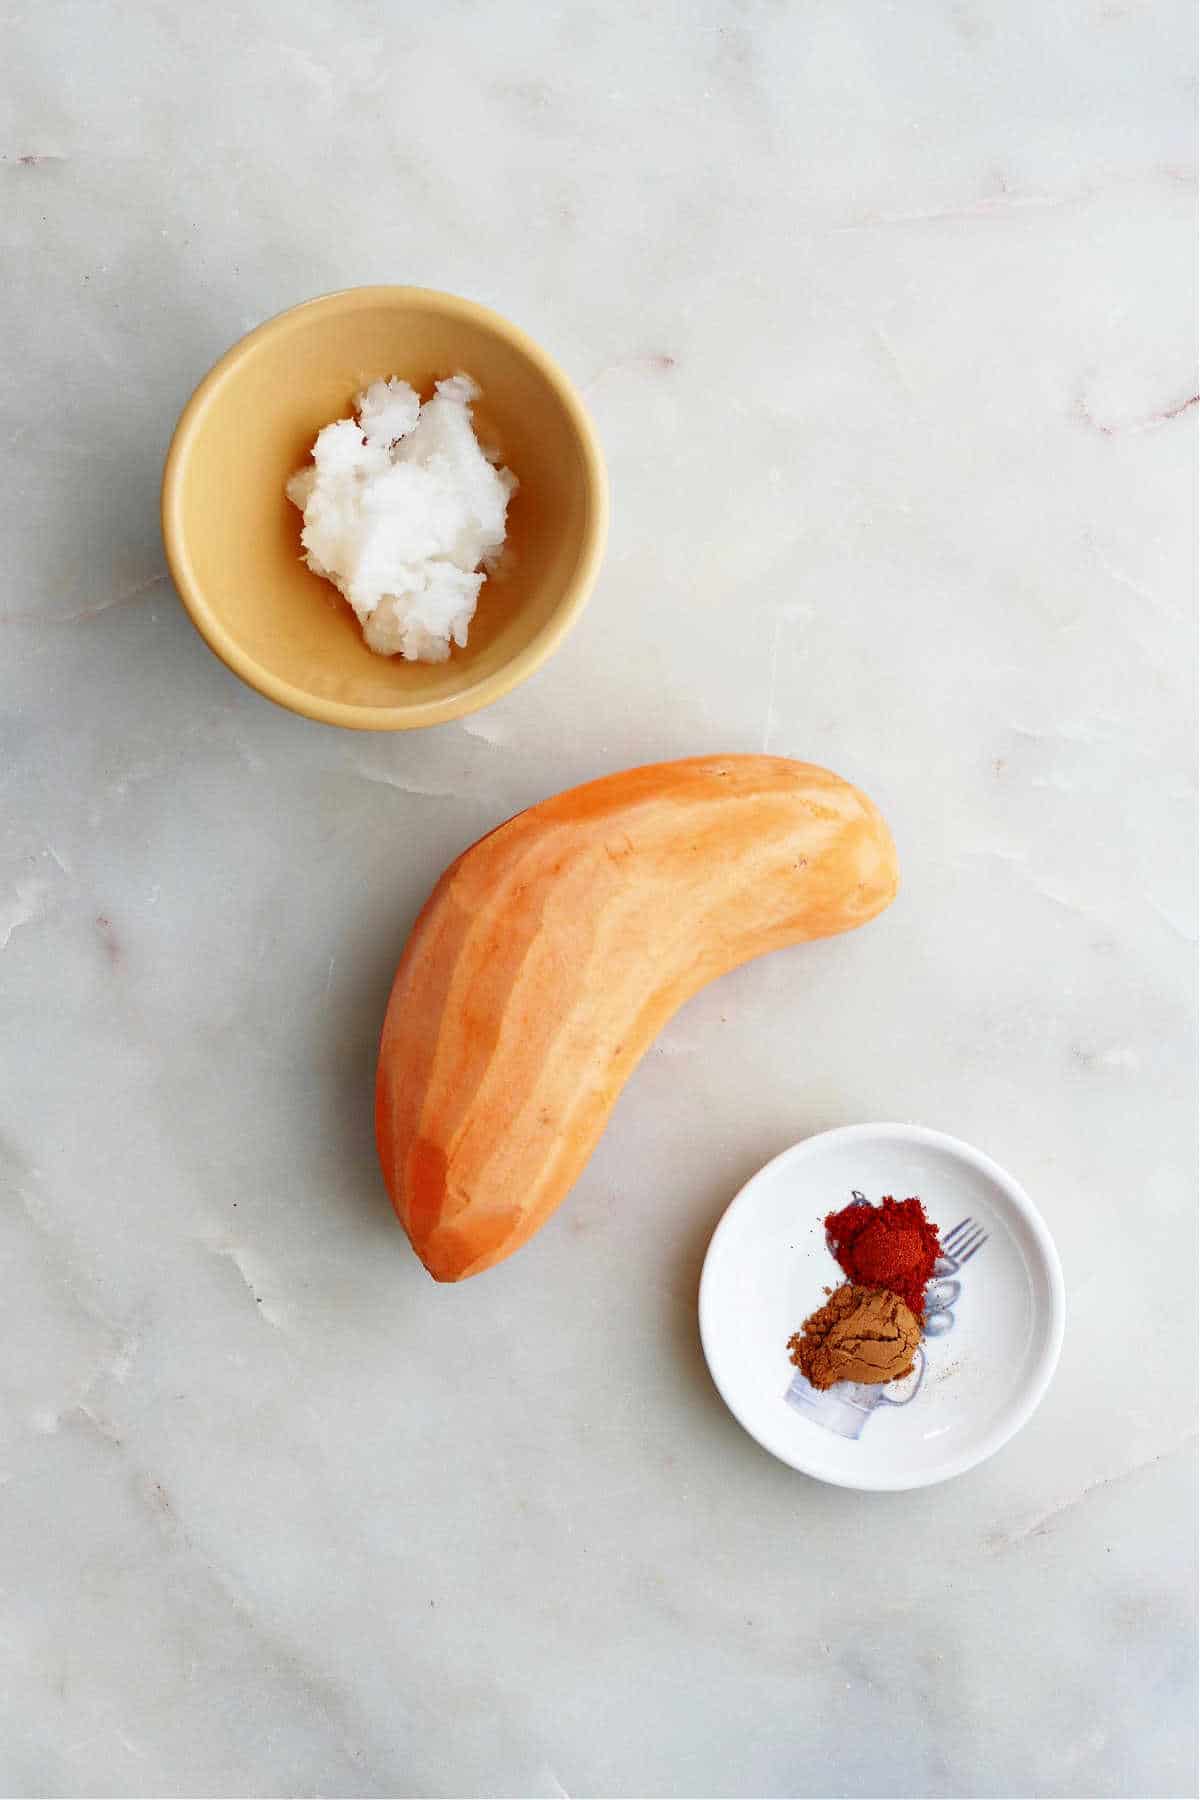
788,1284,921,1390
824,1195,941,1318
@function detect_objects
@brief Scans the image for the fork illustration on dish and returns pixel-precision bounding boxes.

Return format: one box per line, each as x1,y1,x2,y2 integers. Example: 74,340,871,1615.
783,1197,990,1438
923,1214,988,1336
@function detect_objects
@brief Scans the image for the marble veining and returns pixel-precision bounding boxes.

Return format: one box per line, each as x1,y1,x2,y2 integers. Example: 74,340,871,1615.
1,2,1196,1795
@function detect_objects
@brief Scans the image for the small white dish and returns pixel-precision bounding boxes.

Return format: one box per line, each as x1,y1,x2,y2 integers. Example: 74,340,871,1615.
698,1123,1065,1490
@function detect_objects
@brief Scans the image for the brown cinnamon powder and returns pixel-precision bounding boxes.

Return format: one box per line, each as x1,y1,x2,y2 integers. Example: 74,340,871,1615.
787,1283,920,1390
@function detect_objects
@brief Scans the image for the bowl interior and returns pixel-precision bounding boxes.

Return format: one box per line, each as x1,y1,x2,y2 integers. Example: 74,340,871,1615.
699,1125,1064,1490
164,291,602,722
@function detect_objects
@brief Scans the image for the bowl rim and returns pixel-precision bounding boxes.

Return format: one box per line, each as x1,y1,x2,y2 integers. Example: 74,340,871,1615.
161,285,609,731
698,1121,1067,1490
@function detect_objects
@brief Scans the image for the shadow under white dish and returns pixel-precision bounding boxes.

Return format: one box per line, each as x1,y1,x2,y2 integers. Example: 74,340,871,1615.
698,1123,1064,1490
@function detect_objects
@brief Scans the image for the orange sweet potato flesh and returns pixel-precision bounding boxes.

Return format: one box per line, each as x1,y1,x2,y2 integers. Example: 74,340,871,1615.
376,756,899,1280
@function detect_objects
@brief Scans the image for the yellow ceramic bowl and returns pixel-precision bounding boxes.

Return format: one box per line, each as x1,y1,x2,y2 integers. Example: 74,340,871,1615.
162,288,608,730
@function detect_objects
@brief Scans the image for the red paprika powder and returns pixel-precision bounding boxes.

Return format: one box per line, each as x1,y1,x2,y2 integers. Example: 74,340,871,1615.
824,1195,941,1319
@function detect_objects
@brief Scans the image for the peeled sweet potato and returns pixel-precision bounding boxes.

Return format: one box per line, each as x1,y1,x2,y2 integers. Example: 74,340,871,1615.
376,755,899,1280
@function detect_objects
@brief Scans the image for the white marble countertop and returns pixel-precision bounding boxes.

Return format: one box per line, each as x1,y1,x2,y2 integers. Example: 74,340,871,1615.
2,4,1196,1796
